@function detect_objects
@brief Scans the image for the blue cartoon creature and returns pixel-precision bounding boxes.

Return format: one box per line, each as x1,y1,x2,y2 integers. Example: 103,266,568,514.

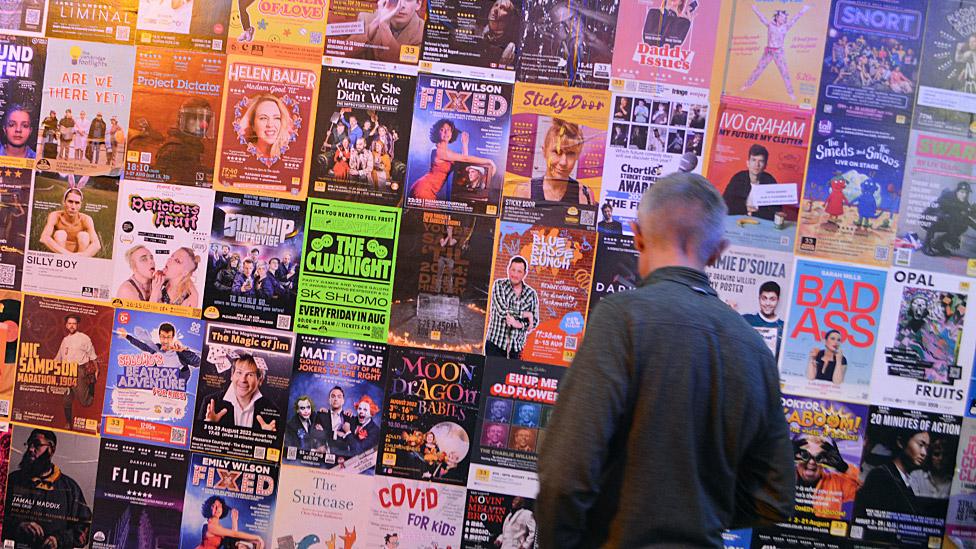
850,179,882,230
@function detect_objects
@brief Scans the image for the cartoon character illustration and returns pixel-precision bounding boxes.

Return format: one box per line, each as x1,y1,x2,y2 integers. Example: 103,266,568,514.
850,179,881,230
878,182,899,230
822,176,849,227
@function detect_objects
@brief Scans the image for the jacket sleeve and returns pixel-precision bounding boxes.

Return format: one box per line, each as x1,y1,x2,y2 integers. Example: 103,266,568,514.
730,353,795,528
536,300,633,549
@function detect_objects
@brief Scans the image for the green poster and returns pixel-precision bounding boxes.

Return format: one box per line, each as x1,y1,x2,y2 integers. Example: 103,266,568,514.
295,199,401,342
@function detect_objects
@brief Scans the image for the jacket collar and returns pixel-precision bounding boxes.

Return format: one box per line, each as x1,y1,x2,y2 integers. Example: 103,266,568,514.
639,266,717,296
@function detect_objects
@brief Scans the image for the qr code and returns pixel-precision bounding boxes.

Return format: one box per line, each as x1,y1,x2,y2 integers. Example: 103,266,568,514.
580,209,595,227
893,247,912,266
115,26,130,41
371,325,386,339
565,336,578,350
0,399,8,417
212,39,223,50
874,246,889,262
253,446,267,460
850,525,863,539
0,264,15,287
277,314,292,330
25,9,40,25
286,446,297,460
311,31,323,44
170,427,187,445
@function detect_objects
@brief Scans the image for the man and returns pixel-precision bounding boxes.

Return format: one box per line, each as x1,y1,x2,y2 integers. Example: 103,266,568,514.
39,188,102,257
537,172,794,547
55,314,99,430
57,109,74,160
722,143,779,220
87,113,106,165
597,203,623,235
495,497,537,549
515,403,539,427
213,244,231,272
383,533,400,548
349,395,380,455
483,423,508,448
349,0,424,64
485,256,539,359
793,435,860,518
200,354,280,431
433,225,457,295
5,429,91,549
855,430,930,518
511,428,536,452
115,322,200,381
284,395,322,452
486,399,511,423
742,281,784,360
920,181,976,257
315,385,353,454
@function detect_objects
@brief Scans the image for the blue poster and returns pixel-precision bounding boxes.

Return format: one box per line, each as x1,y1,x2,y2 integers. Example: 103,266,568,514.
797,113,910,267
101,308,203,448
818,0,927,126
404,73,513,216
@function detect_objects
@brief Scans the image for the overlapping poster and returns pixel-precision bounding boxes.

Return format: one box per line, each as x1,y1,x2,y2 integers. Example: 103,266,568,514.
22,170,117,300
419,0,521,82
704,245,793,360
0,0,47,36
101,308,203,448
504,82,608,214
460,490,538,549
12,294,113,433
0,291,20,419
225,0,326,62
817,0,926,127
110,180,213,317
1,425,99,549
283,334,386,472
723,0,829,109
516,0,618,88
707,96,809,252
272,467,372,549
851,406,961,546
587,233,638,315
945,419,976,548
295,198,400,342
310,66,415,206
914,0,976,139
135,0,231,52
599,84,708,234
203,192,305,331
45,0,137,43
35,39,135,177
472,357,563,475
0,423,8,533
190,322,294,462
797,115,909,267
485,199,597,366
611,0,721,89
0,168,31,290
180,453,279,549
323,0,425,70
124,46,225,187
367,477,466,548
90,439,188,549
894,130,976,277
750,395,868,546
780,259,887,404
0,34,45,169
869,269,974,416
377,346,484,485
214,56,319,200
405,74,512,216
388,209,493,353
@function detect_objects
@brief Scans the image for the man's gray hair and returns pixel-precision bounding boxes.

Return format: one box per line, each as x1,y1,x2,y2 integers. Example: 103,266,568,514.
637,172,727,264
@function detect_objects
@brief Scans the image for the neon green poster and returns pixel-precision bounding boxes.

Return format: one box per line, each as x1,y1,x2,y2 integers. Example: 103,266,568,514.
295,199,400,342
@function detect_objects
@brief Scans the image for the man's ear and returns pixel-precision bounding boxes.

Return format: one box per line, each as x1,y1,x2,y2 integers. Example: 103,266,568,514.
705,238,731,267
631,222,645,252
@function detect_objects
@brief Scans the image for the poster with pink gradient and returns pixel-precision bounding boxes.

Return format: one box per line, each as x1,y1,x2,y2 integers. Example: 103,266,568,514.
610,0,721,89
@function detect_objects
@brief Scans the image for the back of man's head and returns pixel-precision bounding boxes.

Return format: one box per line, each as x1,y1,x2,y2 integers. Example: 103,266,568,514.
636,172,727,268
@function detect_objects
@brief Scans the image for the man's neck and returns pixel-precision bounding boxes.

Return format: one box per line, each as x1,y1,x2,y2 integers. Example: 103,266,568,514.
235,392,257,408
331,408,342,415
760,311,778,322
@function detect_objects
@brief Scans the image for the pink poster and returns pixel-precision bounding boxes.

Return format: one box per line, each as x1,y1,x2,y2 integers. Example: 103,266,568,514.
611,0,721,89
